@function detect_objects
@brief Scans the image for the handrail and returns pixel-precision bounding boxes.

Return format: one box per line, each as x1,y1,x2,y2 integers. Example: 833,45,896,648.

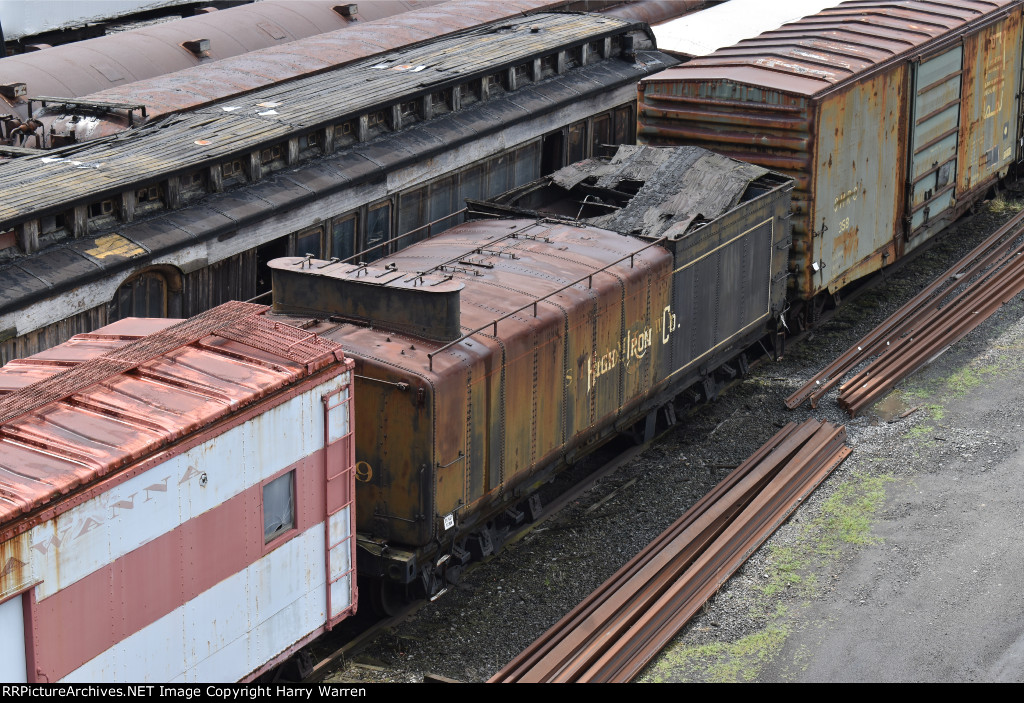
426,236,667,371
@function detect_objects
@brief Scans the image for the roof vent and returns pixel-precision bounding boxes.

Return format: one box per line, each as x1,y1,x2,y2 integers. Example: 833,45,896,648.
0,83,27,100
182,39,211,57
334,4,358,18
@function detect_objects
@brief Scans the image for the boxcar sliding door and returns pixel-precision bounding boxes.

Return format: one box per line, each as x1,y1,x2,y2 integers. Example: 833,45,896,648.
906,45,963,242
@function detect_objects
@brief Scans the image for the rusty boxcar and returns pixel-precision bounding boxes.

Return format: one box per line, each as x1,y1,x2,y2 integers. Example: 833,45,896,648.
636,0,1024,324
0,301,356,682
266,145,792,603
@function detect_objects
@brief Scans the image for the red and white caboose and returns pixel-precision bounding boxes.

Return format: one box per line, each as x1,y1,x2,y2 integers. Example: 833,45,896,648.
0,301,356,682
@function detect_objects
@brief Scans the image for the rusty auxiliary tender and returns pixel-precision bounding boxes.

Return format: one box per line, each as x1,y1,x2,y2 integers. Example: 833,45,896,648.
266,145,793,606
638,0,1024,327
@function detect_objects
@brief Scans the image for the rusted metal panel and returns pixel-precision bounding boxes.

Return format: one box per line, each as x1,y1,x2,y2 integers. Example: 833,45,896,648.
958,10,1024,199
273,219,672,551
347,343,433,550
814,68,907,295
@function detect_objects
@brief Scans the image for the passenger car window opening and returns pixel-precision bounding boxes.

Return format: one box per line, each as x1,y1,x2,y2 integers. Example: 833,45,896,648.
263,471,296,544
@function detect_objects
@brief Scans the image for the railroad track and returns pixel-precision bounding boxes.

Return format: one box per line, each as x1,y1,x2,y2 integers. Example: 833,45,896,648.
787,207,1024,415
489,418,850,683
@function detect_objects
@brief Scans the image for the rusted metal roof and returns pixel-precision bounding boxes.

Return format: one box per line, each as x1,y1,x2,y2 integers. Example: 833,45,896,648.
0,301,344,526
55,0,602,122
650,0,1019,96
272,217,670,358
474,144,773,239
0,1,445,119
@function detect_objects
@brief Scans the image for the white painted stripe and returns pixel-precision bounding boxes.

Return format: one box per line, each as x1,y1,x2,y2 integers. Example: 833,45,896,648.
63,523,341,683
30,373,348,600
0,595,27,683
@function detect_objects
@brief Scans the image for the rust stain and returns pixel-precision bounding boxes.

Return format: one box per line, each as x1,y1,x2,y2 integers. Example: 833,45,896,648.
834,225,859,267
0,531,33,599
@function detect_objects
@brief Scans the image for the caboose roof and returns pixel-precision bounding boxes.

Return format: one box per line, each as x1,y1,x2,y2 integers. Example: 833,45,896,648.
644,0,1018,97
0,301,344,530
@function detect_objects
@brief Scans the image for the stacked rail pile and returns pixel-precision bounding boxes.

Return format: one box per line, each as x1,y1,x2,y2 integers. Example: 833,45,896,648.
787,209,1024,416
490,418,850,683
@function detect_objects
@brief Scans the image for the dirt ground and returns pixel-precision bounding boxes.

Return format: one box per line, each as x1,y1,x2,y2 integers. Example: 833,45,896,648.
756,306,1024,682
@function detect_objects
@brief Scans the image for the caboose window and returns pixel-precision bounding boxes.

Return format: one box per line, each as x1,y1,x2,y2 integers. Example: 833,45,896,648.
332,213,358,261
295,225,323,257
365,201,391,262
263,471,295,544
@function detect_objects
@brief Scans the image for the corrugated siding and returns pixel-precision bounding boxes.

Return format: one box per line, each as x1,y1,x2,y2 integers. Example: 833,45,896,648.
638,81,814,291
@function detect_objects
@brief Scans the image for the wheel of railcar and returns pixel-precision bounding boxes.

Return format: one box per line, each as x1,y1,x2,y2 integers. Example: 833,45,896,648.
369,578,409,617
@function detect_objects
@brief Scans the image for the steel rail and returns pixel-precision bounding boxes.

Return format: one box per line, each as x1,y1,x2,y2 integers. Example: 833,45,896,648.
518,423,823,683
839,248,1024,415
835,237,1024,410
810,229,1024,407
577,424,848,683
491,419,851,684
785,208,1024,409
490,421,807,683
839,249,1024,413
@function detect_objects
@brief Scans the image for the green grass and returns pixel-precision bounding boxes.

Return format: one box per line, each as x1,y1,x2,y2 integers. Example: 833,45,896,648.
903,423,934,440
642,622,791,683
814,473,893,556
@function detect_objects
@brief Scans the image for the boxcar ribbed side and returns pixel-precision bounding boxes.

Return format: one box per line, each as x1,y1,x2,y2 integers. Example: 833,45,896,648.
637,0,1024,303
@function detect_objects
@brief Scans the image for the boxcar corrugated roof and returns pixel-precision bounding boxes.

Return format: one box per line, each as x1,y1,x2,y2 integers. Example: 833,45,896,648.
0,300,344,528
645,0,1019,96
